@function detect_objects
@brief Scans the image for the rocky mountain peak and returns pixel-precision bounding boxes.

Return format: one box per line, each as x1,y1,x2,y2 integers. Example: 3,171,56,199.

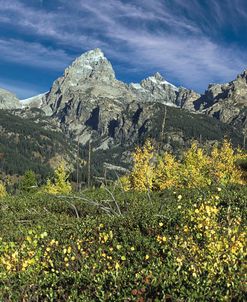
0,88,20,109
64,48,116,83
192,68,247,132
153,72,164,81
238,68,247,77
77,48,104,60
141,72,178,92
33,48,207,146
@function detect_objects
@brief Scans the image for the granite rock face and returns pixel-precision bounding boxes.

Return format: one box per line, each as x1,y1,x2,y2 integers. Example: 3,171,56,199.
196,70,247,133
2,48,245,150
21,92,48,109
135,72,179,106
176,88,201,111
38,48,200,147
0,88,20,109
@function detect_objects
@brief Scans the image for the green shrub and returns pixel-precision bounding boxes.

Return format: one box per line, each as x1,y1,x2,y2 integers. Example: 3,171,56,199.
0,186,246,301
19,170,38,192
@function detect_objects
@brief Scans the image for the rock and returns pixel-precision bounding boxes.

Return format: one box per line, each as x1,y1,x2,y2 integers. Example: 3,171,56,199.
0,88,20,109
41,48,134,116
38,48,199,147
138,72,179,106
196,69,247,132
21,92,48,109
176,88,201,111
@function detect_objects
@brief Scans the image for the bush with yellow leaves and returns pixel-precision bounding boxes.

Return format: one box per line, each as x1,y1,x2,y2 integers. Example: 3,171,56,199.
153,152,181,190
171,196,246,297
210,140,244,185
127,140,155,192
153,191,246,300
181,142,212,188
121,139,246,191
0,185,246,301
43,162,72,195
0,181,7,198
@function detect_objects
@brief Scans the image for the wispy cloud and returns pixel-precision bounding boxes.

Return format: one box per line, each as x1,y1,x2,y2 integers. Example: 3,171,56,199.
0,0,247,94
76,0,247,89
0,39,72,70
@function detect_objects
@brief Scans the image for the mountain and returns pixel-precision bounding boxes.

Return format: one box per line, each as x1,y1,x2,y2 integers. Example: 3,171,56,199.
40,49,200,114
0,88,20,109
0,48,245,180
194,70,247,134
21,92,48,109
34,49,207,149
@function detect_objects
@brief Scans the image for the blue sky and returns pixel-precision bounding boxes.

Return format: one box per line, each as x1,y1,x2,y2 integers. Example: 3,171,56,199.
0,0,247,98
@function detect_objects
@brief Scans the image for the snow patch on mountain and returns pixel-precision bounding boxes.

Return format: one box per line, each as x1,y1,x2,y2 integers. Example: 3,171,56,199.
21,92,47,108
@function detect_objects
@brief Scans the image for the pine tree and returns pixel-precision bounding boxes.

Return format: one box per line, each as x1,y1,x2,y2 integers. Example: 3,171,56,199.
19,170,37,192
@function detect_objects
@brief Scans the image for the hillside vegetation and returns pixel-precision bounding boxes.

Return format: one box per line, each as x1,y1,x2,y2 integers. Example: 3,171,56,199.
148,105,244,147
0,105,245,184
0,141,246,301
120,139,246,191
0,186,246,301
0,110,75,178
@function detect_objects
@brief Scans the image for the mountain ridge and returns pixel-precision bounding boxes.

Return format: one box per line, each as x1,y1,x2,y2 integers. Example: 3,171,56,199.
0,48,247,119
0,48,246,179
1,48,246,139
0,88,21,110
0,49,246,143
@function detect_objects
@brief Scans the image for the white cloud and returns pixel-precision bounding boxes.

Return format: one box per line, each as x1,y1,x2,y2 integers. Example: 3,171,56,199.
0,39,72,70
0,0,246,92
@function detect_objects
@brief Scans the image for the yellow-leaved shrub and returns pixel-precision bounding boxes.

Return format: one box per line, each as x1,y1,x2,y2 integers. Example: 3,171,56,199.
123,140,154,191
181,142,211,188
121,139,246,191
43,162,72,195
153,152,181,190
210,140,244,185
0,181,7,198
170,196,246,291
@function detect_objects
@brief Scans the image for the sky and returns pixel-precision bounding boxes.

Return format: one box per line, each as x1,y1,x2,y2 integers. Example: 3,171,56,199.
0,0,247,99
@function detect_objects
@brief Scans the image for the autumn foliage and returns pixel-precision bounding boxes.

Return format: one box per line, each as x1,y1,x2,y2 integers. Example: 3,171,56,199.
121,139,246,191
43,162,72,195
0,181,7,198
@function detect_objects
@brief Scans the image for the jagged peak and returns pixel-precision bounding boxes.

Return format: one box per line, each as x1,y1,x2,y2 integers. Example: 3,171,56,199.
153,72,164,81
208,83,221,89
142,72,178,91
237,69,247,79
0,87,20,109
64,48,115,82
144,72,164,83
67,48,110,73
75,48,106,63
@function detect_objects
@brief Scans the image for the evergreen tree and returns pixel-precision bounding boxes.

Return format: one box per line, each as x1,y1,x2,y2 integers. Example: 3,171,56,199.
19,170,37,192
